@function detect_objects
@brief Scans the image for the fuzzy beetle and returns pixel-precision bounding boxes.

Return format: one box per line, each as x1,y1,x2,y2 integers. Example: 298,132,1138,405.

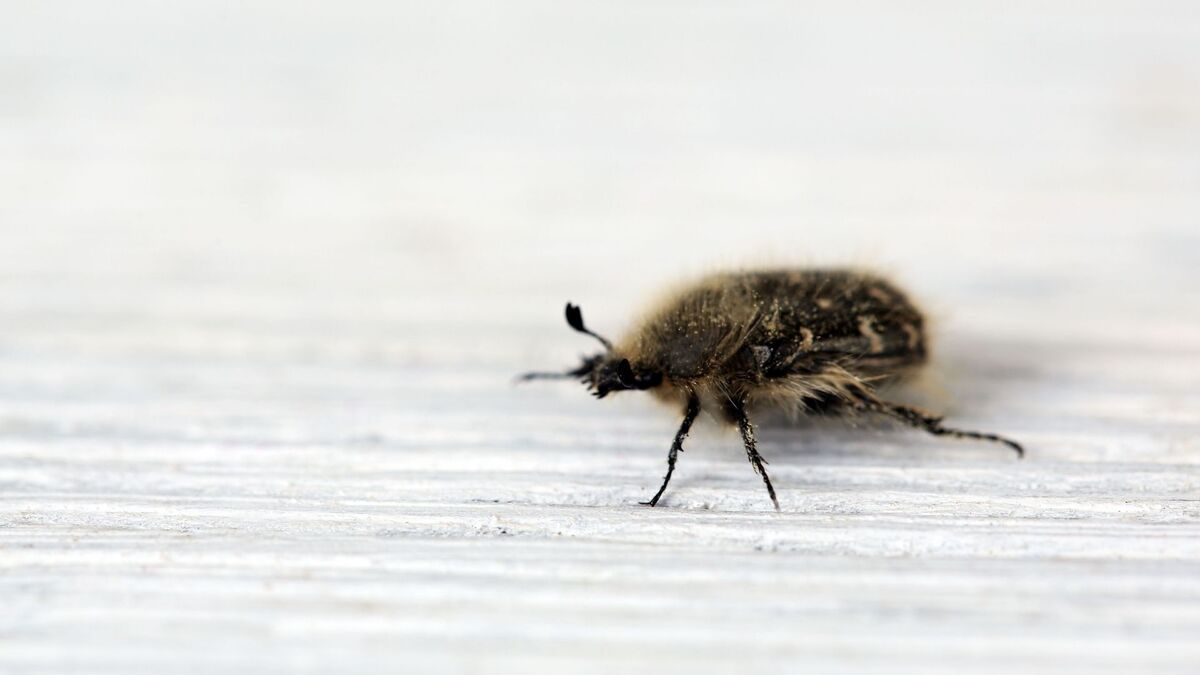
521,269,1023,510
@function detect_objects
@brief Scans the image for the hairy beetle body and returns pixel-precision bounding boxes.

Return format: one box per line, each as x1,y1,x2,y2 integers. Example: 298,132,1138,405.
521,268,1022,511
624,270,926,417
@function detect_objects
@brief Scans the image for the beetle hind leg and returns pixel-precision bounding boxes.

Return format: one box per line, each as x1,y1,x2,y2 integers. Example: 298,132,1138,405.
884,403,1025,457
842,381,1024,457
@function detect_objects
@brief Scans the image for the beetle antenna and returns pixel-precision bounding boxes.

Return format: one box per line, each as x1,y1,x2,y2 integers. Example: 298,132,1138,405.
564,303,613,351
515,354,602,385
514,371,576,382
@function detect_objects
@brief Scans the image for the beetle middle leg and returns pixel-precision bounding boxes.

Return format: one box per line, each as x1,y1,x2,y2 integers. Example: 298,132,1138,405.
641,393,701,507
730,401,781,512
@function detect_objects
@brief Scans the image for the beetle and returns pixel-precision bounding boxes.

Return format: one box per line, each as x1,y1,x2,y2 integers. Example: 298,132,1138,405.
520,269,1023,510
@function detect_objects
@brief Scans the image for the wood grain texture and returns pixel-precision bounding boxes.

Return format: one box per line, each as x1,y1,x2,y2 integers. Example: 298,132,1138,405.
2,2,1199,673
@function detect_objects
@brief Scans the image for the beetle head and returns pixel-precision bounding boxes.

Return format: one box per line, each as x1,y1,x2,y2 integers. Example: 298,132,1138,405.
585,356,663,399
515,303,663,396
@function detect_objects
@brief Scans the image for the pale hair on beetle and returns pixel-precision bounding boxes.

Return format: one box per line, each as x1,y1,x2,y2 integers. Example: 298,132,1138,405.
519,268,1023,511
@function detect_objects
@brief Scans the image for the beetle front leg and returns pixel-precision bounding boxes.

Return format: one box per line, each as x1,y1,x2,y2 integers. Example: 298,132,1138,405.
641,394,701,507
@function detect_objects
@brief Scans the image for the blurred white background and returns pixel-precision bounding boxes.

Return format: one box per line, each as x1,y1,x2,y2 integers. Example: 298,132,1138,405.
5,1,1198,362
2,2,1199,673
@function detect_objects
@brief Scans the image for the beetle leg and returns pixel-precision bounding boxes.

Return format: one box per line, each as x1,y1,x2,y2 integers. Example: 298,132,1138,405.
881,402,1025,458
841,380,1024,458
641,394,701,507
731,403,780,511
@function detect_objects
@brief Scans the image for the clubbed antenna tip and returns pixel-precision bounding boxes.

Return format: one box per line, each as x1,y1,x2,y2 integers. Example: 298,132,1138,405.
564,302,613,351
565,303,586,333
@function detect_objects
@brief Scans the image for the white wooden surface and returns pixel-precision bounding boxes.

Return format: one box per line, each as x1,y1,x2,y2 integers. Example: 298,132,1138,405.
3,2,1200,673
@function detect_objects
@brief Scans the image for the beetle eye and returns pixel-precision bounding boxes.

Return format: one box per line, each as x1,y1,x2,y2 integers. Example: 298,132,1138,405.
616,359,636,388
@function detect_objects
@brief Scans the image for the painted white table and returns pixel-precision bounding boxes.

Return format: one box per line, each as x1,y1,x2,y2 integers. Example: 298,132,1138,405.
2,2,1198,672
